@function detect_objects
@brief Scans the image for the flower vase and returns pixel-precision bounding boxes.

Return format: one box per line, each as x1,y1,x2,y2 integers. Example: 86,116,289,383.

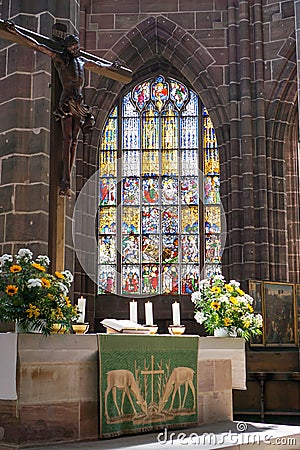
213,327,236,337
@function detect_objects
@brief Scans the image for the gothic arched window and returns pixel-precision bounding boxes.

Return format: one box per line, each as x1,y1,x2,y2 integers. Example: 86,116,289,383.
98,75,221,296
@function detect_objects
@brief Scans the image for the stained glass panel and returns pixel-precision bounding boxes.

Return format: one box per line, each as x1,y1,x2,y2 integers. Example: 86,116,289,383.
142,235,160,263
162,207,179,233
181,206,199,234
182,235,199,263
142,265,159,294
151,75,169,111
122,265,140,294
142,150,159,176
205,264,222,278
182,91,198,116
99,235,116,264
142,207,160,234
122,177,140,205
122,207,140,234
161,104,178,149
181,150,198,176
123,150,140,177
123,117,140,149
99,207,116,234
142,178,159,204
205,235,222,263
204,175,220,204
170,78,188,109
204,147,219,175
101,108,117,150
162,177,178,204
180,117,198,148
162,235,179,263
205,206,221,234
132,81,150,110
122,235,139,264
98,266,116,294
123,92,139,117
99,151,116,177
142,104,159,149
162,265,178,294
181,177,198,205
100,178,116,206
162,150,178,176
181,265,199,294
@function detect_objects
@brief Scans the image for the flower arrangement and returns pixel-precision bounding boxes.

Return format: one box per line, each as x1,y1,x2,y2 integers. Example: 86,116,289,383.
0,249,78,335
191,275,263,340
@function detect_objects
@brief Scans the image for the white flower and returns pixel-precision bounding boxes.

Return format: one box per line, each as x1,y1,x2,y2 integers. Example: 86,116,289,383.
213,274,225,281
254,314,263,327
0,254,13,266
27,278,42,288
36,255,50,266
194,311,206,324
191,291,202,303
219,295,229,303
243,294,254,305
62,270,73,284
229,279,240,288
16,248,33,261
57,282,69,295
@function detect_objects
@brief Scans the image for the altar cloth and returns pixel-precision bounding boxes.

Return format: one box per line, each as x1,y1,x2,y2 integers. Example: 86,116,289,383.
0,333,17,400
98,334,199,438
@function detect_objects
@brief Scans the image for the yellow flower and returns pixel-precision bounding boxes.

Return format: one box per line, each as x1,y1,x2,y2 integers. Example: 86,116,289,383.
247,304,254,313
55,307,63,319
237,288,245,296
211,286,221,294
26,303,40,318
230,296,238,305
225,284,234,292
31,262,46,272
224,317,232,326
210,301,221,310
10,265,22,273
243,319,251,328
55,271,65,279
5,285,18,296
41,278,51,288
65,296,72,307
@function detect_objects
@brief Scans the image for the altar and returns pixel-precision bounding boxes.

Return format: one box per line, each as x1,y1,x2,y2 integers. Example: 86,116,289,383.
0,333,245,449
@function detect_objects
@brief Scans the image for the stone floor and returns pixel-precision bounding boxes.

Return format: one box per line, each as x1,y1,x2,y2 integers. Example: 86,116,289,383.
26,421,300,450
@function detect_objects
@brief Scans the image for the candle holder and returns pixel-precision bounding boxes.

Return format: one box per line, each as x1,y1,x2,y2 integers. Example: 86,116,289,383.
168,325,185,335
144,324,158,334
72,322,89,335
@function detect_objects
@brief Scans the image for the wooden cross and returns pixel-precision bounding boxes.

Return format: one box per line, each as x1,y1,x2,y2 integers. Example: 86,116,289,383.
141,355,164,405
0,19,132,272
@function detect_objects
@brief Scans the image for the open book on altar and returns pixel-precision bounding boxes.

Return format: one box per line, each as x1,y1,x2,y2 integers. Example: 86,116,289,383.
101,319,151,334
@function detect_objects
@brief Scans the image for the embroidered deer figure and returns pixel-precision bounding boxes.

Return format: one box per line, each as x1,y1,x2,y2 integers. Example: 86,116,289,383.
104,370,147,420
158,367,196,412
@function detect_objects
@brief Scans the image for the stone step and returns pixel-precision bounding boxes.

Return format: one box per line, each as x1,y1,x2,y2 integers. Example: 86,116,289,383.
25,421,300,450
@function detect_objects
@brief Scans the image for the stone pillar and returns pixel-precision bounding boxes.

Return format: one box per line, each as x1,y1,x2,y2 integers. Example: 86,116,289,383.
0,1,79,270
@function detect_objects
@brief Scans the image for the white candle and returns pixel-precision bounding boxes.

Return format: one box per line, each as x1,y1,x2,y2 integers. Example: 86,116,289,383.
77,296,86,323
172,301,181,326
130,300,138,323
145,301,153,325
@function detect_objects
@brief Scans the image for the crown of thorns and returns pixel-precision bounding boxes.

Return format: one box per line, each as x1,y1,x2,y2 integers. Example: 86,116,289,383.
63,34,79,47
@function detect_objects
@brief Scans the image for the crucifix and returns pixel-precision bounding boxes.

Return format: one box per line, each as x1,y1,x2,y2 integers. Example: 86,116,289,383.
0,19,132,271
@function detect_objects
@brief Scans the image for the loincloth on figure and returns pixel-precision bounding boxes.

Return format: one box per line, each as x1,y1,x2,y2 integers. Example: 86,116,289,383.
53,97,95,134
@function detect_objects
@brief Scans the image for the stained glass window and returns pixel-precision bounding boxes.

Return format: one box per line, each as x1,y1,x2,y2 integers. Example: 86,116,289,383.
98,76,221,295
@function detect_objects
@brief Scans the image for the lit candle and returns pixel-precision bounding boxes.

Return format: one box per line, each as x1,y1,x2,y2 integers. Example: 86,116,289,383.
172,301,181,326
77,296,86,323
130,300,138,323
145,301,153,326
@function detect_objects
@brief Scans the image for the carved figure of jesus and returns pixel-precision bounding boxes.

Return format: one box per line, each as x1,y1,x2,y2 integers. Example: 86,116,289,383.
4,21,120,198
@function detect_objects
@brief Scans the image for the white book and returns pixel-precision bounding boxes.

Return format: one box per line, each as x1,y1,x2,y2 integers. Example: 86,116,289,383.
101,319,150,334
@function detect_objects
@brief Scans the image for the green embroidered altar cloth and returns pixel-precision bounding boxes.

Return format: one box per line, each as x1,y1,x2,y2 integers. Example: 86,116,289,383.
98,334,199,438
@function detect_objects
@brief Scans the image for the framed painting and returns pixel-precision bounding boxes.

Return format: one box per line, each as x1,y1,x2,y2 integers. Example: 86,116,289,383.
248,280,263,346
263,282,297,346
296,284,300,344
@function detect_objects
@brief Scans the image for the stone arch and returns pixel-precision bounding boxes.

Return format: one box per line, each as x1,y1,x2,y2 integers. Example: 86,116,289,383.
83,15,229,168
